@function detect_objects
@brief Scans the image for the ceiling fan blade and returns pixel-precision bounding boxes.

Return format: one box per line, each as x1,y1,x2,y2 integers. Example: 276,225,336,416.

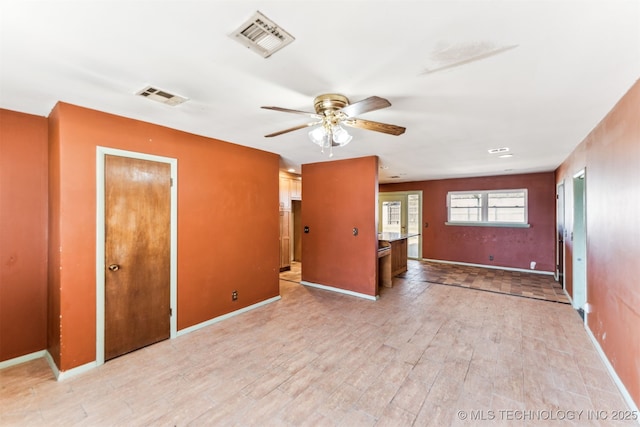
265,121,322,138
339,96,391,117
343,118,406,136
261,106,322,119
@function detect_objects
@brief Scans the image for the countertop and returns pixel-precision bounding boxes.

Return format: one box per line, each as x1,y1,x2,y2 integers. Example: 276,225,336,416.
378,232,420,242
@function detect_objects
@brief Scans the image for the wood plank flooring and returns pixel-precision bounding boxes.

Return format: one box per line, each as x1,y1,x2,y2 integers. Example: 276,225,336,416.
399,261,570,304
0,261,633,426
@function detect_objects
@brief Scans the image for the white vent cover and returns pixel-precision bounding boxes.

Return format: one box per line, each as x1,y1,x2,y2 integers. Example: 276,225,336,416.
230,11,294,58
488,147,510,154
136,86,188,106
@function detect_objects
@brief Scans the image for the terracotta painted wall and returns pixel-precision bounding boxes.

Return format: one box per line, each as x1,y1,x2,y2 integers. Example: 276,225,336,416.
47,107,62,367
556,79,640,408
48,103,280,371
381,172,556,272
302,156,379,297
0,109,49,362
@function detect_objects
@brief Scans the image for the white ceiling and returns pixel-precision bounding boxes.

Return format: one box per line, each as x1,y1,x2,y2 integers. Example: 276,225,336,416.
1,1,638,183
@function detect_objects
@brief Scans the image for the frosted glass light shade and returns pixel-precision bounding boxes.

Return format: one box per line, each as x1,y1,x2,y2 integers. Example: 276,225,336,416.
308,126,326,146
332,125,352,146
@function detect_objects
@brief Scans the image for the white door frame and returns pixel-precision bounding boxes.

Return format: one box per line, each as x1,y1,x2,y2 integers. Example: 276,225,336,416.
556,181,566,289
96,147,178,366
378,190,423,259
572,169,587,319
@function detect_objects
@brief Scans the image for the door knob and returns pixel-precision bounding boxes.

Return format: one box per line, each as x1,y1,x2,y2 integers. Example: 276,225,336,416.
108,264,120,271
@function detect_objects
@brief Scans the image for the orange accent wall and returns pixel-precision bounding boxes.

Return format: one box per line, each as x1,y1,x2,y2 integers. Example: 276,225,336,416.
48,103,280,370
0,109,48,362
47,107,62,367
301,156,379,297
556,79,640,408
381,172,556,272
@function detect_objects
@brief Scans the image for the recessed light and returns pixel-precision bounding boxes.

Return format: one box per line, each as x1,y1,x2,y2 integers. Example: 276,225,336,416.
488,147,509,154
287,168,295,173
499,154,513,158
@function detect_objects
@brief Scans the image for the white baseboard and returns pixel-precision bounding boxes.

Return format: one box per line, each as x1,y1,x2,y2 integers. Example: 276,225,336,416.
176,295,281,337
0,350,46,370
585,326,639,415
2,296,282,380
44,350,97,381
300,281,378,301
43,350,59,378
422,258,554,276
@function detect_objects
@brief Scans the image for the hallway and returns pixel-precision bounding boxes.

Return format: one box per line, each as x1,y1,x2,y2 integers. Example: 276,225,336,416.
1,263,631,426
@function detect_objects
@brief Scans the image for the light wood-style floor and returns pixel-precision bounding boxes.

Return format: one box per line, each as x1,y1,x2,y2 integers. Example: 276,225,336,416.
1,261,633,426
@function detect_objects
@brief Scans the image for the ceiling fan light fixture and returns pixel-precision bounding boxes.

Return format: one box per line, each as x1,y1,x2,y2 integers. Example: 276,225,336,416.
264,93,405,157
331,125,352,146
308,124,351,157
308,126,326,146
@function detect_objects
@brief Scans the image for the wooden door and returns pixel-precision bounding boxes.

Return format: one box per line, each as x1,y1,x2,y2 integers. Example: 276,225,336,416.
104,155,171,360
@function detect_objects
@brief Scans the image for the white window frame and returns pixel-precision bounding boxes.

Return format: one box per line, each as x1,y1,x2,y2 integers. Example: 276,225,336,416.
446,189,530,228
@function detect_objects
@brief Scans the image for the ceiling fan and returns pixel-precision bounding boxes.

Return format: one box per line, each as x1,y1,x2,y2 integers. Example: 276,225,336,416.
261,94,406,157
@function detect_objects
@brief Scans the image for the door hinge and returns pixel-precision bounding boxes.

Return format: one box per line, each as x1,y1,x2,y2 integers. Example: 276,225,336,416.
169,307,173,317
170,177,174,187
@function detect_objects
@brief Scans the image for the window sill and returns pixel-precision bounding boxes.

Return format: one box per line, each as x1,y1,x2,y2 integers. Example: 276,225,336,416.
445,222,531,228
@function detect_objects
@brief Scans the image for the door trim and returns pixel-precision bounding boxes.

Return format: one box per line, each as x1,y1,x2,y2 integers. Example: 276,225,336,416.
378,190,423,259
96,147,178,366
556,181,565,288
572,168,587,320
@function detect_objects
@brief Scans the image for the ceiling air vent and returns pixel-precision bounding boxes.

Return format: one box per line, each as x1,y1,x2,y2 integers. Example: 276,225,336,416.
136,86,188,106
488,147,510,154
230,11,294,58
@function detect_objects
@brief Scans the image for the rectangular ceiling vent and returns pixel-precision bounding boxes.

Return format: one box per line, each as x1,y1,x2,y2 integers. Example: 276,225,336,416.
230,11,294,58
136,86,188,106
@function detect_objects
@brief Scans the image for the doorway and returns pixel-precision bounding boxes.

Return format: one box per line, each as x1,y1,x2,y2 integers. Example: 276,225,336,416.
378,191,422,259
292,200,302,262
572,170,587,319
96,147,178,365
556,181,565,287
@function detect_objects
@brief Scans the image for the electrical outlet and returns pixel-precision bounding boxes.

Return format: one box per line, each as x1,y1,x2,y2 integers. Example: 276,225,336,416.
489,255,494,261
232,290,238,301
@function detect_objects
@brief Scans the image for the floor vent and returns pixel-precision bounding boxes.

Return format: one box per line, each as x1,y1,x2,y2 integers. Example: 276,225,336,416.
136,86,188,106
230,11,294,58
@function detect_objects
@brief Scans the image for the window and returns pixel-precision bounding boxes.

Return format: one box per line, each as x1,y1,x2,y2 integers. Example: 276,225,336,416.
383,201,401,225
447,189,529,227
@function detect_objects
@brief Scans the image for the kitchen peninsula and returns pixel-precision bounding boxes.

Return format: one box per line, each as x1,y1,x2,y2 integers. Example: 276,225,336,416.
378,232,419,287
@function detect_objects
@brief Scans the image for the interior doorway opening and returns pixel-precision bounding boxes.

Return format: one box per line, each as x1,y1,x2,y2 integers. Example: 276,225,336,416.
292,200,302,263
556,181,565,287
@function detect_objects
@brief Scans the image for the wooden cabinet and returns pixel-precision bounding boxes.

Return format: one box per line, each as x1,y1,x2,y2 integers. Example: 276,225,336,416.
389,238,408,276
290,178,302,200
378,234,414,286
279,176,291,210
